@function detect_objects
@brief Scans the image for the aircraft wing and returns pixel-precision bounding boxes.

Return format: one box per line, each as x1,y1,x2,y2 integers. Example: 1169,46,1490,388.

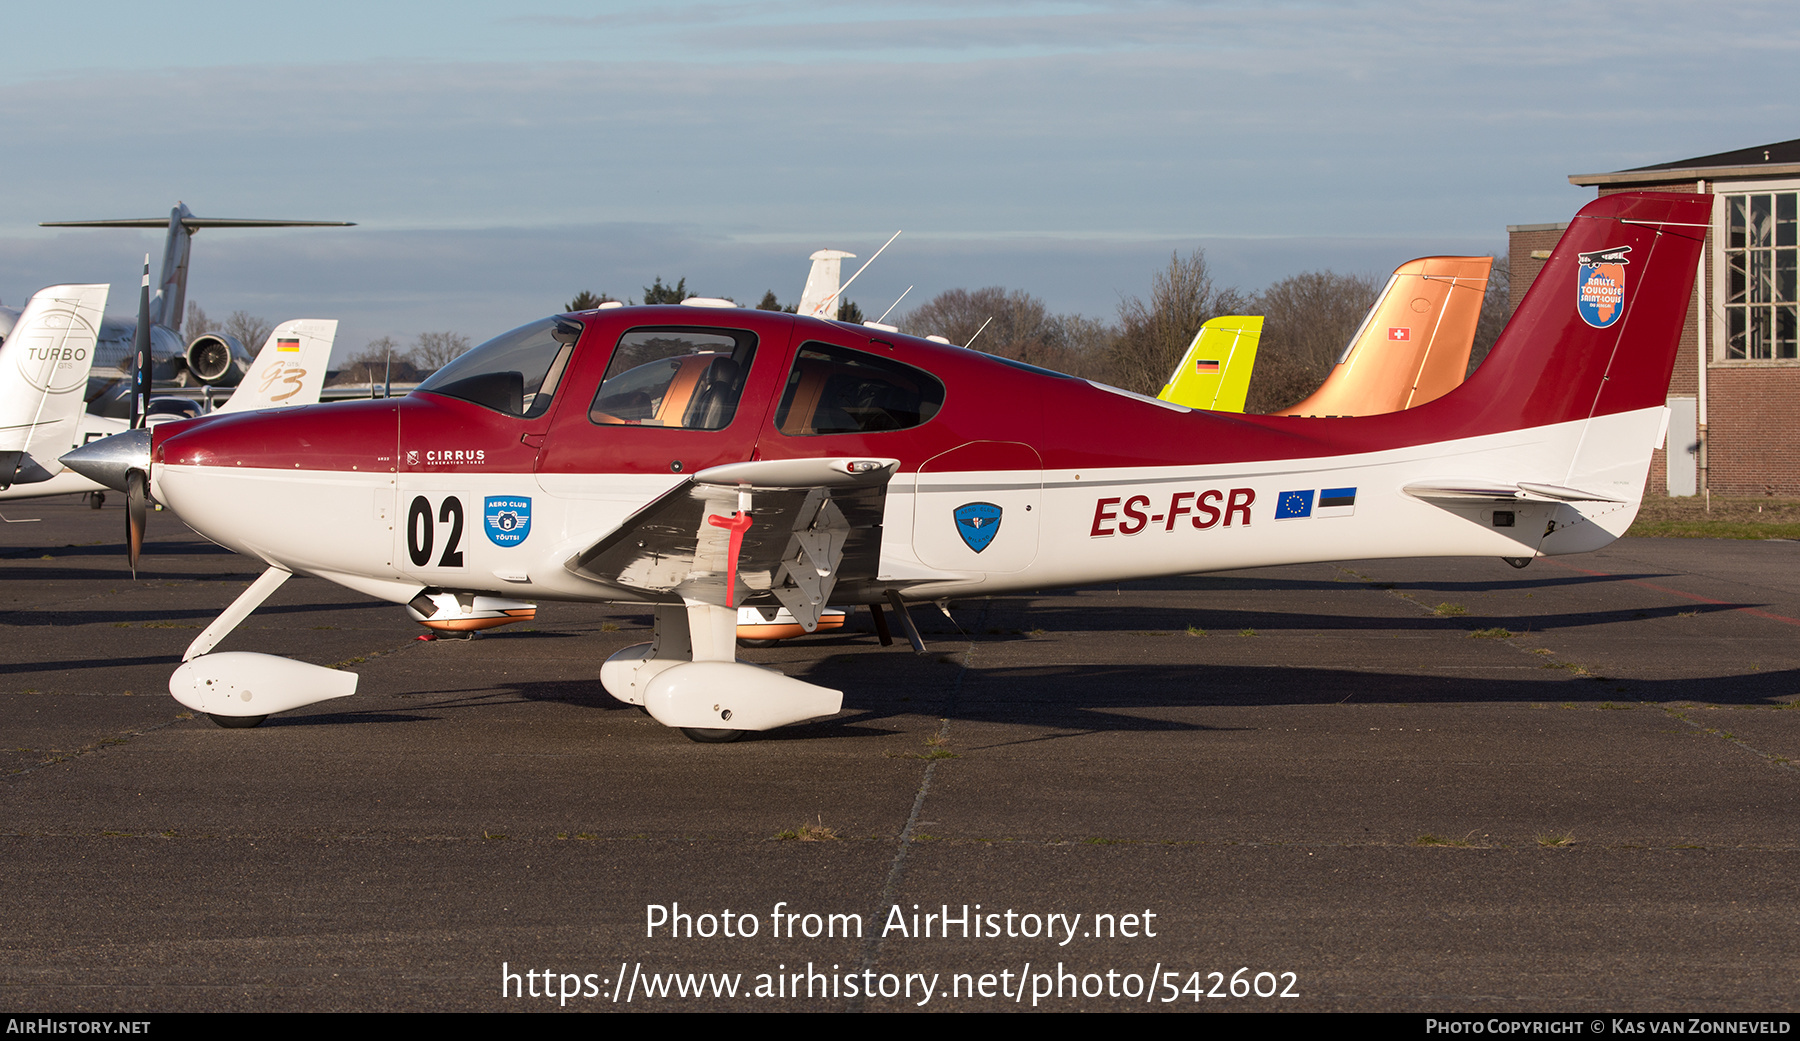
0,284,108,486
564,457,899,630
215,319,339,414
1157,315,1262,411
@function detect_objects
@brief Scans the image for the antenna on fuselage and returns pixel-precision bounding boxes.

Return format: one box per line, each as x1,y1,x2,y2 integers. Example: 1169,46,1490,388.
810,230,901,320
875,286,913,325
964,317,993,350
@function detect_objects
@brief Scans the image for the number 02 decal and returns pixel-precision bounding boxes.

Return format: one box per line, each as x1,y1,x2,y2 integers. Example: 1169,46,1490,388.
406,495,465,568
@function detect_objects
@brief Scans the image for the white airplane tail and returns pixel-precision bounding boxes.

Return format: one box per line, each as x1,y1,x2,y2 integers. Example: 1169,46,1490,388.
798,249,855,319
214,320,338,414
0,284,108,486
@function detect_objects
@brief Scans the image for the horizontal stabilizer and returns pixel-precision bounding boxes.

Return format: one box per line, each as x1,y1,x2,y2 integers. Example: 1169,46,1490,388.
1404,479,1627,505
42,217,354,229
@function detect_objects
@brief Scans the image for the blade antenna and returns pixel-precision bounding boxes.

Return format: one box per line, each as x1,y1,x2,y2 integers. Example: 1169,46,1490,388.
875,285,913,325
813,230,901,318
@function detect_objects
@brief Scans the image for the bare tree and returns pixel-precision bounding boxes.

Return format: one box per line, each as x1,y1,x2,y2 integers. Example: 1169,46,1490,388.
329,336,409,387
1466,253,1510,376
1244,270,1380,413
904,286,1117,379
223,310,275,355
184,301,217,339
1109,250,1249,396
410,331,472,373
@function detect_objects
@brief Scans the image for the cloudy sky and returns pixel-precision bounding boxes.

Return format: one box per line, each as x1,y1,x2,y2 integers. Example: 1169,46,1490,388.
1,1,1793,361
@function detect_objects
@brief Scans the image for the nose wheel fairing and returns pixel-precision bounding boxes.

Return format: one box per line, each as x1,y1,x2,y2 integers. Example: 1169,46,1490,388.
168,565,360,722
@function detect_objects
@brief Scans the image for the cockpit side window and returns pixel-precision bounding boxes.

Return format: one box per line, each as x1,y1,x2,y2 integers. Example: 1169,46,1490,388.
415,316,578,419
589,327,758,431
775,342,945,436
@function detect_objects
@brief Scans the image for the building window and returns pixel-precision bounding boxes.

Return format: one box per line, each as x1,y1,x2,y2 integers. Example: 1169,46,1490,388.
1724,192,1799,359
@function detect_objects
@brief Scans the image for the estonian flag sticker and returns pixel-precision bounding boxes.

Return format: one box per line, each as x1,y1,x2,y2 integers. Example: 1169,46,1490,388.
1315,487,1357,518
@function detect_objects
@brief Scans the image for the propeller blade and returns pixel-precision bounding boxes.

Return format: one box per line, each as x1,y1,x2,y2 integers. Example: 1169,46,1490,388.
126,470,147,577
131,255,151,429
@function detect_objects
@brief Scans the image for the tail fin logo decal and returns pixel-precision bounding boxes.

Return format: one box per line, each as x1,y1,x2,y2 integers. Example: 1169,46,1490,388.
1577,245,1631,329
953,502,1003,553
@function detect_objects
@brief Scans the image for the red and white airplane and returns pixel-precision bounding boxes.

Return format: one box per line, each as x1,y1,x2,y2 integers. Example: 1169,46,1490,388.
63,192,1707,741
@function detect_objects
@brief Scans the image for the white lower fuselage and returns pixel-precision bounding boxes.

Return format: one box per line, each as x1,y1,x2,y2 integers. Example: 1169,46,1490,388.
155,406,1658,608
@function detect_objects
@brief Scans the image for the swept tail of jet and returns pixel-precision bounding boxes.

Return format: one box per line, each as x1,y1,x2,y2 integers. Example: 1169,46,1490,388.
41,203,353,336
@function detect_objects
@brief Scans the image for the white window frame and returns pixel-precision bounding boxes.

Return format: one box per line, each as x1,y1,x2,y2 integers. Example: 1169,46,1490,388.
1712,178,1800,364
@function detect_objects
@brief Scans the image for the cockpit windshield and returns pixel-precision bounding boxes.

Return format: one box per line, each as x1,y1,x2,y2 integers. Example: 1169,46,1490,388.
415,316,579,419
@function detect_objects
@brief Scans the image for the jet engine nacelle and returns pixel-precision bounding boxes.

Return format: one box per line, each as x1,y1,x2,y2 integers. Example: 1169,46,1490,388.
184,332,254,386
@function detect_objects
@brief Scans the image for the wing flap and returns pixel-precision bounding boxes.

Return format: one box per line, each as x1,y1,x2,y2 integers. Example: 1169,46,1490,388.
566,458,899,625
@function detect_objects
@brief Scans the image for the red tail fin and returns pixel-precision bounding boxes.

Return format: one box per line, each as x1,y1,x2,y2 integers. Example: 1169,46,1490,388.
1450,191,1710,432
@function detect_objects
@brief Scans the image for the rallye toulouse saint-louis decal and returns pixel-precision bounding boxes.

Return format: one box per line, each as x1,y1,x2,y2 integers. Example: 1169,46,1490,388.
484,496,532,547
1577,245,1630,329
954,502,1003,553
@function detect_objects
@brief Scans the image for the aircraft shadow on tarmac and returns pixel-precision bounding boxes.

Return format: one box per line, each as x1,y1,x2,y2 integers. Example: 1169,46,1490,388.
0,537,236,563
0,599,397,632
237,639,1800,741
1104,570,1694,595
932,600,1742,636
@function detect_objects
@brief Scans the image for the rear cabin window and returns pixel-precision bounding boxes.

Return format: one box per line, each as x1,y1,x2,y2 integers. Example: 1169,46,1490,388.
590,327,758,431
775,342,945,436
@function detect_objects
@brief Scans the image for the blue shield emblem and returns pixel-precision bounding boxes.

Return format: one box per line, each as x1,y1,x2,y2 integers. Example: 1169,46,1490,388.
953,502,1003,553
484,496,532,547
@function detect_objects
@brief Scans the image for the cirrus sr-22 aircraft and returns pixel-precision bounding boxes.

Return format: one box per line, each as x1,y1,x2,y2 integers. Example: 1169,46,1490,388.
63,192,1707,742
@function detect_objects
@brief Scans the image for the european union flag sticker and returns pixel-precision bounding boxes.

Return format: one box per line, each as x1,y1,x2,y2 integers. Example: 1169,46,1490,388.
953,502,1003,553
484,496,532,547
1274,489,1314,520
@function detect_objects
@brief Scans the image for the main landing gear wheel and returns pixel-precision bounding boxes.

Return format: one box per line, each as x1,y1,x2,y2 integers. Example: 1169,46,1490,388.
736,637,779,649
207,713,268,729
681,727,747,744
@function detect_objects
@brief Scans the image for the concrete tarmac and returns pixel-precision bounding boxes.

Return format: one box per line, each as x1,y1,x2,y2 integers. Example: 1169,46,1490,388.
2,496,1797,1012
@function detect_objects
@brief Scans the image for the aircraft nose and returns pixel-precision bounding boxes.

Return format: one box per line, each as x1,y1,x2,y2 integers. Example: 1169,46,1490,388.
60,428,151,493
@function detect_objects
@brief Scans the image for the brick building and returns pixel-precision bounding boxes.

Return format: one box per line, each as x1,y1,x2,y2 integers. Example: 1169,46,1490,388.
1509,138,1800,497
